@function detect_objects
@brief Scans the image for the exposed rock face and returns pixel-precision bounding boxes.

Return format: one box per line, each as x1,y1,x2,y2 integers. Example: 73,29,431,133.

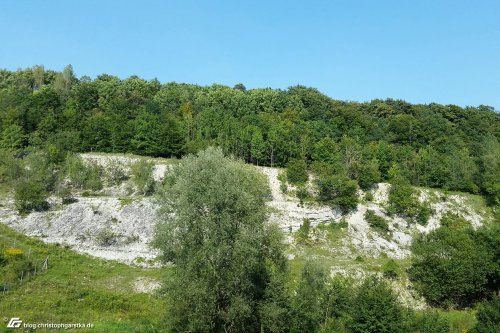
0,197,159,265
0,154,486,265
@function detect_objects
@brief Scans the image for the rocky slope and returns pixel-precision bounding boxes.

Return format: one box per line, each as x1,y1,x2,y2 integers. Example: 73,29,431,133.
0,153,487,265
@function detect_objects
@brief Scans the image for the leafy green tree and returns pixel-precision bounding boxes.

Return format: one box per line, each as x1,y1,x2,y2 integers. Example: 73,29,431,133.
316,175,358,214
312,136,338,164
250,127,266,165
409,226,496,308
153,148,287,333
348,277,406,333
0,124,25,151
478,135,500,205
290,262,328,333
358,158,381,190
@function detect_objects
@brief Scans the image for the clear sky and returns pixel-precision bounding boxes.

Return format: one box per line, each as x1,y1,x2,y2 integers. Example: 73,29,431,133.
1,0,499,109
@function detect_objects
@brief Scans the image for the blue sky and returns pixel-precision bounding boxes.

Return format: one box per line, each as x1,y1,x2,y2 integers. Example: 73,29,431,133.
1,0,499,109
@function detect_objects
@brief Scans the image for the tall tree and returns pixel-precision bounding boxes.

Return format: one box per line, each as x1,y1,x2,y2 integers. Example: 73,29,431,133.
154,148,288,333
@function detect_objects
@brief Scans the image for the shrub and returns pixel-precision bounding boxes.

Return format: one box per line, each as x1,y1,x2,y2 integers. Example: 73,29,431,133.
95,229,117,247
297,186,308,205
365,209,389,234
105,160,129,185
131,160,155,195
287,159,308,184
415,203,432,226
382,259,401,279
0,149,23,184
388,180,416,216
297,218,311,243
278,174,288,194
14,178,49,213
316,174,358,214
348,277,406,333
409,226,496,308
410,311,451,333
472,294,500,333
364,191,374,202
63,155,103,191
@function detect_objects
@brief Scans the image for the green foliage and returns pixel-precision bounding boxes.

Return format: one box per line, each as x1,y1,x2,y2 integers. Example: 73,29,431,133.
0,149,23,184
358,158,381,190
153,148,286,333
296,185,309,205
287,159,308,184
472,294,500,333
290,262,328,333
63,155,103,191
316,174,358,214
388,169,432,225
277,171,288,193
104,160,129,185
131,159,155,195
409,311,451,333
0,124,25,151
348,277,406,333
382,259,401,279
14,178,49,213
296,218,311,243
95,229,117,247
409,226,498,308
0,224,166,331
0,66,498,202
365,209,389,234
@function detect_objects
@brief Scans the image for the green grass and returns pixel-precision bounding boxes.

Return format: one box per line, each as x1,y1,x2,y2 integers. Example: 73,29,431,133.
0,224,168,333
438,309,477,333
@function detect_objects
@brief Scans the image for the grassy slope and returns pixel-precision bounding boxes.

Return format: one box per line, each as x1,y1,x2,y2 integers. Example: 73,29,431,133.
0,224,167,333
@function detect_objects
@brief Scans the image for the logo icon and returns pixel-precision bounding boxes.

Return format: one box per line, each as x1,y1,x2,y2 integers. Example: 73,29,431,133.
6,317,22,328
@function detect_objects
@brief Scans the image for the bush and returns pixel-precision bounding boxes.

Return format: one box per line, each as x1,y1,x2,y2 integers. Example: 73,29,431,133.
297,218,311,243
382,259,401,279
105,160,129,185
95,229,117,247
388,180,431,225
316,174,358,214
415,203,432,226
0,149,23,184
364,191,374,202
14,178,49,213
63,155,103,191
365,209,389,234
348,277,406,333
409,226,497,308
410,311,451,333
472,294,500,333
277,171,288,193
388,180,416,216
131,160,155,195
296,186,308,205
287,159,308,184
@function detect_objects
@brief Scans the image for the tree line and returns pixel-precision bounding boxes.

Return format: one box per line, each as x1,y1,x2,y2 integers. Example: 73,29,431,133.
0,65,499,204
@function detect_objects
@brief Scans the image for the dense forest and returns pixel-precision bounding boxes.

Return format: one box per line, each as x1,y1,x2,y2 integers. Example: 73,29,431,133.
0,65,499,205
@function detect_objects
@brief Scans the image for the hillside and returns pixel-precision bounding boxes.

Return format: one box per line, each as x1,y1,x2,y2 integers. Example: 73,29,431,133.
1,151,493,332
0,153,494,313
